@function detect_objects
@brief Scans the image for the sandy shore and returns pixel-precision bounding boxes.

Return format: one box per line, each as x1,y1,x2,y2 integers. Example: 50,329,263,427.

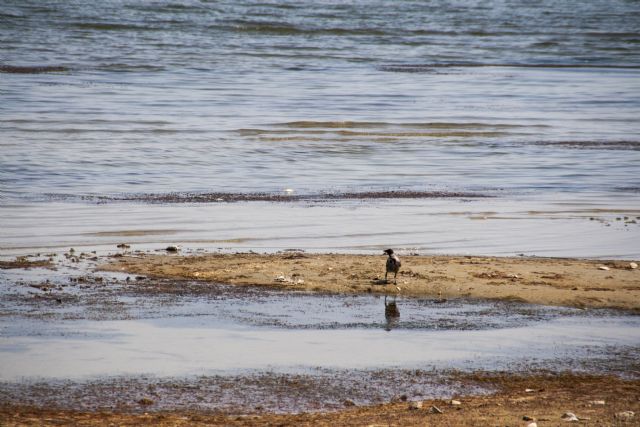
101,252,640,311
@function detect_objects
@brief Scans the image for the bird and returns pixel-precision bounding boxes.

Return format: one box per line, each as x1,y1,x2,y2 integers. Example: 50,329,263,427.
383,248,401,284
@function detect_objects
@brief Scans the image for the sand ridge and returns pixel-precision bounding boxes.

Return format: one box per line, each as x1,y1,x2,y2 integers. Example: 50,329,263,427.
101,253,640,311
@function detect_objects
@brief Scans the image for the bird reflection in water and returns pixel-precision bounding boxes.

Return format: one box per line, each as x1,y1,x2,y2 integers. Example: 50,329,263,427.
384,295,400,331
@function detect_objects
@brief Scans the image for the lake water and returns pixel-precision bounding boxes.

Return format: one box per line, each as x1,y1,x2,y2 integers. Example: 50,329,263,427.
1,0,640,257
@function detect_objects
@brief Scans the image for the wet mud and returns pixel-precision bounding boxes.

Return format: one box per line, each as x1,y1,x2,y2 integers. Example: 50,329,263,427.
0,369,488,414
1,372,640,426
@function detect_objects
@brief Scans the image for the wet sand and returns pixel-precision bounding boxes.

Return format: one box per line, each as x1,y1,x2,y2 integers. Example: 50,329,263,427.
101,252,640,311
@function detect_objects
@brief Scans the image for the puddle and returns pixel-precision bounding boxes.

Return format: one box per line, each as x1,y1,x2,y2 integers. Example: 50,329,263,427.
2,314,639,381
1,278,639,381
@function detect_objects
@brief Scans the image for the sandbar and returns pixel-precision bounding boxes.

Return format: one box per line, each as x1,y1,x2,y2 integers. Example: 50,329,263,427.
101,252,640,311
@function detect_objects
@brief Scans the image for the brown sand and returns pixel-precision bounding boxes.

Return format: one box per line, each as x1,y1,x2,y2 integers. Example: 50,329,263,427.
2,372,638,426
0,258,53,269
101,253,640,310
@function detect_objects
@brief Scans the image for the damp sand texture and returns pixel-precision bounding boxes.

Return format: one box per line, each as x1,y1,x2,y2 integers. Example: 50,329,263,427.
101,253,640,311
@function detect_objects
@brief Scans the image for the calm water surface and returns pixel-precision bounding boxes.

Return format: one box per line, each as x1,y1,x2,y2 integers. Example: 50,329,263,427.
2,266,638,380
1,0,640,256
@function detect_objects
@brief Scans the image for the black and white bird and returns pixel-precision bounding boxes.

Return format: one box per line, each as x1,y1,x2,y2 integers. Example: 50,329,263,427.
383,248,401,284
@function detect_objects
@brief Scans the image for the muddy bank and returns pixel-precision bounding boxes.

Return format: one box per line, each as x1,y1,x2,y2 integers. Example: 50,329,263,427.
101,253,640,310
0,369,487,414
1,372,638,426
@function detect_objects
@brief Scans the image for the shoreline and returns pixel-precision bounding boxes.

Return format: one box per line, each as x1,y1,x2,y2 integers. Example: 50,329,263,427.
101,252,640,311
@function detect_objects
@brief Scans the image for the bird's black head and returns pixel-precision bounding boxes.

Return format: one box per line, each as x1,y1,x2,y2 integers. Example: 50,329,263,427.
383,249,394,255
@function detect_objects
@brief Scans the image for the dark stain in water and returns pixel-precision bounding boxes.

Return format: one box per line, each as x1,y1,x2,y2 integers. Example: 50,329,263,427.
379,63,640,72
0,64,69,74
81,190,491,204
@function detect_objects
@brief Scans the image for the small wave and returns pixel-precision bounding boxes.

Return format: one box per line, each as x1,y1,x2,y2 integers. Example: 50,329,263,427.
279,121,386,129
227,20,388,36
530,40,561,48
71,22,159,31
379,63,640,72
0,64,69,74
125,3,206,13
615,186,640,193
0,11,25,19
97,63,167,72
237,122,533,141
585,32,640,38
289,130,508,138
536,140,640,150
276,121,533,130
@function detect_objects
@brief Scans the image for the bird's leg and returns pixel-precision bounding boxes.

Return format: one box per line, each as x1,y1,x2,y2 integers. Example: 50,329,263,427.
384,271,388,283
394,271,398,284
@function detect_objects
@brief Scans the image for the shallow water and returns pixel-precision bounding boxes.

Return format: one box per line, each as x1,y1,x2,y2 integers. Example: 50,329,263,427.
2,290,638,381
1,197,639,259
2,0,640,257
1,264,639,381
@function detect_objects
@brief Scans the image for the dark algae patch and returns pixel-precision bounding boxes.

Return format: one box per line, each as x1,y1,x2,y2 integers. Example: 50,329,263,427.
83,190,491,204
0,64,69,74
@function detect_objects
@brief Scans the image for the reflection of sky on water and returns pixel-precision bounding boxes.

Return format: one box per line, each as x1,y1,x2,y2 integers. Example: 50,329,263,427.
1,290,638,380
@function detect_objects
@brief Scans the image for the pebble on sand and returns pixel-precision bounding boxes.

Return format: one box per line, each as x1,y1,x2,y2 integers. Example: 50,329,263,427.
166,245,181,252
615,411,635,421
630,262,638,269
598,266,610,271
561,412,579,422
137,397,154,405
408,401,423,410
428,405,443,414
